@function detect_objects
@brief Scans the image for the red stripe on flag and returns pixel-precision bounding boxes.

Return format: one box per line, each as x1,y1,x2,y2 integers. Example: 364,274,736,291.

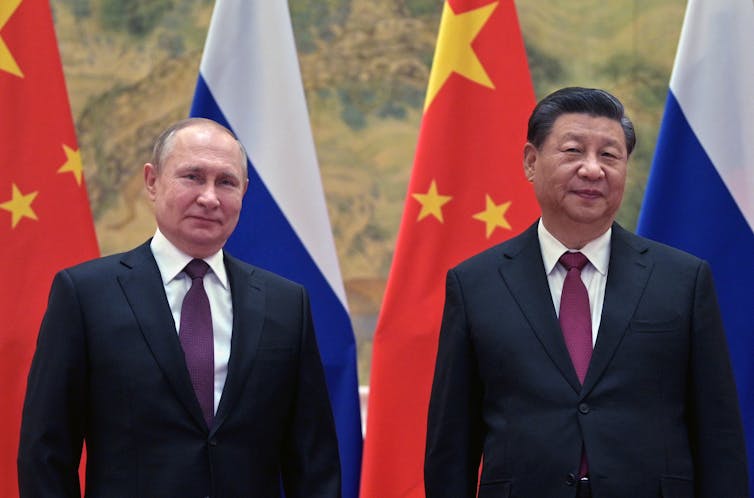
361,1,539,496
0,1,99,495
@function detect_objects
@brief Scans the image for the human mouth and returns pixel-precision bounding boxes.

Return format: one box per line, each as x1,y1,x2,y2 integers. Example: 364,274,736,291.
187,215,221,224
572,189,603,199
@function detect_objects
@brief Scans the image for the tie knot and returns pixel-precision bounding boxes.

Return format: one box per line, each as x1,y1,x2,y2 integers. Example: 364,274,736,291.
559,251,589,272
184,259,210,280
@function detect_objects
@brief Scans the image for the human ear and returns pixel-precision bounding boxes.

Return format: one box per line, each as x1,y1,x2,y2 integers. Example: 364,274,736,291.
144,163,158,201
523,143,537,182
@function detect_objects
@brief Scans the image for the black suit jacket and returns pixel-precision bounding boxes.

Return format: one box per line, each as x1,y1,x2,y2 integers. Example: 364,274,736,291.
18,241,341,498
425,223,748,498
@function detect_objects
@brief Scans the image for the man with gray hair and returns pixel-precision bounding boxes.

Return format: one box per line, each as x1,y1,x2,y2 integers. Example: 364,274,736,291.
19,118,342,497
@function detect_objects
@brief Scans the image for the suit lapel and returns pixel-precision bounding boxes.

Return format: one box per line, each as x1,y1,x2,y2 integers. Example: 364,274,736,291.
212,254,265,434
581,224,653,396
117,242,207,430
498,224,583,393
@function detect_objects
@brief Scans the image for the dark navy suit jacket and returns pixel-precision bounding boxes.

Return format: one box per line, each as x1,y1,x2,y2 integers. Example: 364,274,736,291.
425,223,747,498
19,241,341,498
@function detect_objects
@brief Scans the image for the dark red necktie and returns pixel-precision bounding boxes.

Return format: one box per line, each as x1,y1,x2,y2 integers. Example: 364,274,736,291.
179,259,214,427
559,251,592,477
559,252,593,384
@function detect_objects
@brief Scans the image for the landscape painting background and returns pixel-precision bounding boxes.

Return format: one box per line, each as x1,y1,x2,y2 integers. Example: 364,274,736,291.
51,0,686,384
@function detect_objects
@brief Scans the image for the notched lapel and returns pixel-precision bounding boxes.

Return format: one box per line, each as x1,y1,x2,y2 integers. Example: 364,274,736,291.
497,227,582,393
581,226,653,396
212,256,265,433
117,244,207,430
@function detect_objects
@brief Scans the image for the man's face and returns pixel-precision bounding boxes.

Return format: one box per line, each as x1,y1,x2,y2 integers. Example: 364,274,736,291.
524,113,628,240
144,124,248,258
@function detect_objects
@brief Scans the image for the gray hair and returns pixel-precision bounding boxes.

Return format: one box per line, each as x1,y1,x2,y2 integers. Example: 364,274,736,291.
151,117,249,178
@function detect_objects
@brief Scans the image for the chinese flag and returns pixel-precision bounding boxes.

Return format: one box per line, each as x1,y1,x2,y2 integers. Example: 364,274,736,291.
0,0,99,494
360,1,538,496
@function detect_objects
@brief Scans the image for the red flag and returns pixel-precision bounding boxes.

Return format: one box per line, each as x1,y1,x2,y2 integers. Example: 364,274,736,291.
0,0,99,494
360,1,538,496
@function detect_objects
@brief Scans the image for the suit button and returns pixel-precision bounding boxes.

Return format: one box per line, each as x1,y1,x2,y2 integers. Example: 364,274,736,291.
209,438,218,447
578,403,590,414
566,473,577,486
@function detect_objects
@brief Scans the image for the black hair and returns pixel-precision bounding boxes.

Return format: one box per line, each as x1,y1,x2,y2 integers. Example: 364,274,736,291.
527,87,636,155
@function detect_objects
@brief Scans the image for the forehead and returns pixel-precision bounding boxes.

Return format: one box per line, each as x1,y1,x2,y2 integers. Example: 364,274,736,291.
167,125,245,173
548,113,626,146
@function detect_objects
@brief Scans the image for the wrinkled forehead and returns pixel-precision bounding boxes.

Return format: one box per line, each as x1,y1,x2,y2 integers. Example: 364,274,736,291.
549,113,627,147
164,123,248,178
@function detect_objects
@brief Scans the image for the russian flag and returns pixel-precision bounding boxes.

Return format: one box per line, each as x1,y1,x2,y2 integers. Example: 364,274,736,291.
637,0,754,492
189,1,362,496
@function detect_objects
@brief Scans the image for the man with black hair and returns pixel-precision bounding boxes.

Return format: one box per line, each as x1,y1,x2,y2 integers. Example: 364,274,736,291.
425,87,747,497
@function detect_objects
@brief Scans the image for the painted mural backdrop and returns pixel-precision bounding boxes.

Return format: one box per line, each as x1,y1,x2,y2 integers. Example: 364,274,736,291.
51,0,685,383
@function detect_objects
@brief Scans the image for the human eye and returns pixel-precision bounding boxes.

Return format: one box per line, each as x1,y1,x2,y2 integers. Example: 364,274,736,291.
185,174,205,185
560,139,582,152
601,148,623,160
176,167,197,180
218,176,240,188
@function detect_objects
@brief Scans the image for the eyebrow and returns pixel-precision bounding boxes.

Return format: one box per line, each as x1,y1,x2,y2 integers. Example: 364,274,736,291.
176,165,203,173
560,132,624,149
178,164,241,176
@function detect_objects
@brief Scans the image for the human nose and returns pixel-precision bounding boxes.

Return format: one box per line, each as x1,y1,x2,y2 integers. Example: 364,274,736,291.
197,184,221,208
578,154,604,180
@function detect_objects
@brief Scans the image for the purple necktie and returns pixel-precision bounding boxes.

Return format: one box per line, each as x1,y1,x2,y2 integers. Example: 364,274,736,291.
558,252,593,384
559,251,592,477
179,259,214,427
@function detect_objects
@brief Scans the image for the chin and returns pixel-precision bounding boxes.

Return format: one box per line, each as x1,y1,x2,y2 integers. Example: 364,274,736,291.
182,233,225,252
565,211,611,227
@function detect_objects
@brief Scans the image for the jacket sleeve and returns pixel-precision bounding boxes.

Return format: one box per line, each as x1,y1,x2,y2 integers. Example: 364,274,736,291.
425,269,484,498
687,261,749,496
280,286,342,498
18,270,86,497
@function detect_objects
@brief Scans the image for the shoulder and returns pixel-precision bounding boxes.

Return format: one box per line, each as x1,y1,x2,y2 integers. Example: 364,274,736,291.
453,222,539,275
57,241,154,281
223,252,306,295
612,224,705,269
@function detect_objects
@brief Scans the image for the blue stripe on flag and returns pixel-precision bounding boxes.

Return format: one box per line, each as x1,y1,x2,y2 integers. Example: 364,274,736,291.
191,75,362,498
638,91,754,492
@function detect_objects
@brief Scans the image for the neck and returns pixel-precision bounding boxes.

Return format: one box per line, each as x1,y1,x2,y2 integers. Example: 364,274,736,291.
541,217,612,250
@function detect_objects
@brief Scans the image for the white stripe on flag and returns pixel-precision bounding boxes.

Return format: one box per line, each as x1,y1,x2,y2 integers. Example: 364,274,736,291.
199,0,348,307
670,0,754,229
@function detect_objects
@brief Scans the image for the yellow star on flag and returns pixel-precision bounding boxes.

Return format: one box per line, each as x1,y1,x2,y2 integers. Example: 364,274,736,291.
0,0,23,78
412,179,452,222
473,194,511,238
424,0,497,110
58,144,84,185
1,183,38,228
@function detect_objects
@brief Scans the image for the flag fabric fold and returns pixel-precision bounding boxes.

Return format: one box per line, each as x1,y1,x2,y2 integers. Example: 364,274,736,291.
360,1,539,496
0,0,99,494
189,1,362,496
636,0,754,493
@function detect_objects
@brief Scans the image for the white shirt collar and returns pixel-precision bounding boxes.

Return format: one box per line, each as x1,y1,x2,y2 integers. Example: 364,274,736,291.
150,229,229,289
537,219,611,276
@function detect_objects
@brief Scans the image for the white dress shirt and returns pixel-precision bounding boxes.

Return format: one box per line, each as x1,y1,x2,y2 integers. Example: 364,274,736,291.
537,220,611,346
150,229,233,415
